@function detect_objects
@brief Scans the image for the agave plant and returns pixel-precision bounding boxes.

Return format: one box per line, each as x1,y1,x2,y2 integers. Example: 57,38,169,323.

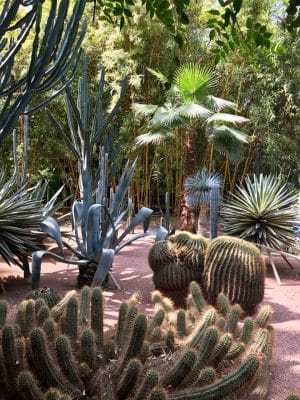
0,171,44,278
222,174,298,250
184,169,222,236
31,61,155,289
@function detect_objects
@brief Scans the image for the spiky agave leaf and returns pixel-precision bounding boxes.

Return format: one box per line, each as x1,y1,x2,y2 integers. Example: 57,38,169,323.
174,64,218,103
184,170,222,211
0,172,44,267
222,174,297,250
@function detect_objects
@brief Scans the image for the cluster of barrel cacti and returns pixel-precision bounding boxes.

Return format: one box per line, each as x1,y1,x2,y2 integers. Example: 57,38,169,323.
149,233,265,312
0,282,273,399
149,232,208,306
26,288,61,309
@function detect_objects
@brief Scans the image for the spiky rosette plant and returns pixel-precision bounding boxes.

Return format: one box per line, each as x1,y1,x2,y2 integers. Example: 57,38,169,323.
222,174,298,250
0,171,44,278
26,288,61,309
0,282,274,399
148,232,208,307
184,169,221,236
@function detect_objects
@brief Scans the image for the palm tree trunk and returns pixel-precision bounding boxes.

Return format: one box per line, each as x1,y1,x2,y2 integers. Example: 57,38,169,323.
180,129,197,233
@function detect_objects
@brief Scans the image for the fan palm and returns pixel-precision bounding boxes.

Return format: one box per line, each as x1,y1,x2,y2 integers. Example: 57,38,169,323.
133,64,248,178
0,172,44,277
222,174,297,250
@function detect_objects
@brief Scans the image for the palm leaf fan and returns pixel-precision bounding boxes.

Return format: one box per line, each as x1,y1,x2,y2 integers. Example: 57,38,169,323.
174,64,218,103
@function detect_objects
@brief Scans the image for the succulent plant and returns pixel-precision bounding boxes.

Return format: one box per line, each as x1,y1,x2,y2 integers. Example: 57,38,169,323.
0,0,86,140
202,236,265,313
26,288,61,309
222,174,298,250
32,61,154,289
0,282,273,399
149,232,208,306
0,170,44,278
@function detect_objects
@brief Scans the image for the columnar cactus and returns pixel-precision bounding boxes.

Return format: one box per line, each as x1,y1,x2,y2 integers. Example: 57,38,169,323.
149,232,208,306
0,283,274,399
203,236,265,313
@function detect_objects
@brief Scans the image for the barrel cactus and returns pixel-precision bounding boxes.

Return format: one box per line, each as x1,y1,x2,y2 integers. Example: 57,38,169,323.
0,282,273,399
149,232,208,306
202,236,265,313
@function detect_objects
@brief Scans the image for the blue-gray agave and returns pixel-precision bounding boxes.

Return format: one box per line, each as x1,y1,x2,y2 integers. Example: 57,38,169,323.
31,62,153,289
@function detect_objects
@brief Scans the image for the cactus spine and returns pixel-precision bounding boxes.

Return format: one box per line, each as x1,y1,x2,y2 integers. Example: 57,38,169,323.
203,236,265,312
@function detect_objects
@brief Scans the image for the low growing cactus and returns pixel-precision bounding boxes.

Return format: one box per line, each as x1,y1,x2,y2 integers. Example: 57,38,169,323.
26,288,61,309
149,232,208,306
202,236,265,313
0,282,274,399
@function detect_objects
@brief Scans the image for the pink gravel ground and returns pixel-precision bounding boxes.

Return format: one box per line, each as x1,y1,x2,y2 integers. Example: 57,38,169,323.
0,234,299,399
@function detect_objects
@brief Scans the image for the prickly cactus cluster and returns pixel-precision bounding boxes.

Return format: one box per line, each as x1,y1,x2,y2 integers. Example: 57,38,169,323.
0,282,273,399
26,288,61,309
149,232,208,306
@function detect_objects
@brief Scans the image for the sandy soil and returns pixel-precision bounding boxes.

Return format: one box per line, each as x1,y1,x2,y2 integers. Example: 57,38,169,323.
0,234,299,399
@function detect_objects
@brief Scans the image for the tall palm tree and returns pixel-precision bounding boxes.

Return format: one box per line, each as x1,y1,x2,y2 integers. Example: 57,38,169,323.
133,64,248,179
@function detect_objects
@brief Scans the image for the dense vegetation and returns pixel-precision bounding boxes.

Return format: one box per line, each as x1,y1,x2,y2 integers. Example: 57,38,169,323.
1,0,298,213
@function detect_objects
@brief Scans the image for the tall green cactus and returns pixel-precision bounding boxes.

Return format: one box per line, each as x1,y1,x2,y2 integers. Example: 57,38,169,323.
0,283,274,399
0,0,86,140
203,236,265,312
149,232,208,306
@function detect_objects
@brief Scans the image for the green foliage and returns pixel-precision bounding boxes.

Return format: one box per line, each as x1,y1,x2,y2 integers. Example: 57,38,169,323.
0,283,274,399
203,236,265,312
222,174,298,250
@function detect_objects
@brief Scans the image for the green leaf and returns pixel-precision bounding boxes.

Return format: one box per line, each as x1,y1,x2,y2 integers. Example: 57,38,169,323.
210,29,216,40
246,18,253,29
233,0,242,13
208,9,220,15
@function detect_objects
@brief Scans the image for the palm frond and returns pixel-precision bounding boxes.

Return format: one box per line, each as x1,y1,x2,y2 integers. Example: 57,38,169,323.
222,174,297,250
208,125,249,162
184,169,222,210
206,113,249,125
132,103,158,117
135,128,174,145
147,67,170,85
177,103,212,119
151,103,183,126
207,96,237,111
174,64,218,103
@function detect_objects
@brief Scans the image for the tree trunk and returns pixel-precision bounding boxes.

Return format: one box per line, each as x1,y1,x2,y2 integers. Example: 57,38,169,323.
180,129,197,232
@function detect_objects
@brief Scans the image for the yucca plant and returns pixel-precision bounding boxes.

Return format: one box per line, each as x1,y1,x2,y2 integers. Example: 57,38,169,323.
222,174,298,250
0,171,44,278
32,62,154,289
184,169,221,236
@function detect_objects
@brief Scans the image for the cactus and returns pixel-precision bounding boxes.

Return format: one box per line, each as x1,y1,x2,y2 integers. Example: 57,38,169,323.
79,286,91,326
203,236,265,312
37,306,50,325
285,395,300,400
255,305,272,327
149,232,208,307
0,300,7,328
134,370,159,400
26,288,61,309
116,358,141,400
91,287,104,354
0,282,274,399
190,281,206,312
